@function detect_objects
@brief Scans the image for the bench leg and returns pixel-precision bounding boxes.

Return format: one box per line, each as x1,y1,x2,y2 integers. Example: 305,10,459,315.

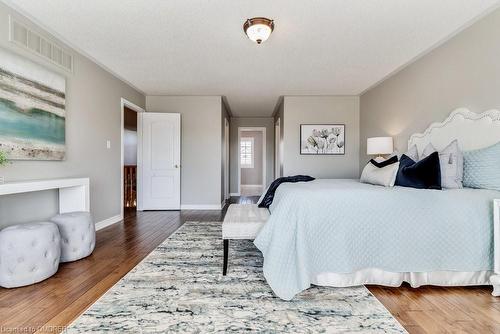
223,239,229,276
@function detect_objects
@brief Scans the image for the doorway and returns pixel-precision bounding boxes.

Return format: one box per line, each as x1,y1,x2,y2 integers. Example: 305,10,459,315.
120,98,144,219
238,127,266,196
123,106,138,216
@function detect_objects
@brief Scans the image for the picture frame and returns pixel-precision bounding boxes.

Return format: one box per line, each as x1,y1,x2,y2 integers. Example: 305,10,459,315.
0,48,66,160
300,124,345,155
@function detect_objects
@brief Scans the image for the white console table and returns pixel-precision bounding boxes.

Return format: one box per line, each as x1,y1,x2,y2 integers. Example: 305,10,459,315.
0,178,90,213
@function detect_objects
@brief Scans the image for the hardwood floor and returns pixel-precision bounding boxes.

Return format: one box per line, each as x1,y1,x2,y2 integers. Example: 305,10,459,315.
0,208,224,334
369,285,500,333
0,197,499,333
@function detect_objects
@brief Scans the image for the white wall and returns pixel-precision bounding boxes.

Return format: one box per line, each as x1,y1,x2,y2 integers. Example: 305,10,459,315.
0,3,145,227
146,96,223,208
282,96,360,179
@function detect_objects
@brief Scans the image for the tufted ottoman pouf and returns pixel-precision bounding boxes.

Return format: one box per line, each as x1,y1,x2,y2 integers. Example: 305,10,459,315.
0,222,61,288
50,212,95,263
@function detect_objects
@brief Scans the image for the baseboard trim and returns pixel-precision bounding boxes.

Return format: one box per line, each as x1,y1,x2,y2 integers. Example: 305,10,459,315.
95,214,123,231
180,204,222,210
229,192,240,197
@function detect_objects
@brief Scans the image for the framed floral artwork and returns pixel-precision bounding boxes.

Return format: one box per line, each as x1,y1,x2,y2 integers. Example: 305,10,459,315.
300,124,345,155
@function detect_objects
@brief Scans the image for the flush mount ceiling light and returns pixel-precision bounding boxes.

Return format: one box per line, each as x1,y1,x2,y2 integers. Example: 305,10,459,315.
243,17,274,44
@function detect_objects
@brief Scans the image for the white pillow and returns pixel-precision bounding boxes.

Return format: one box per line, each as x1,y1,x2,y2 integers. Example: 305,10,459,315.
421,140,463,189
393,145,419,162
360,160,400,187
404,145,419,161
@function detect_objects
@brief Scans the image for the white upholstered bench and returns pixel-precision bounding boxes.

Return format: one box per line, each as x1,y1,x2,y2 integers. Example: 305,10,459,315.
222,204,269,275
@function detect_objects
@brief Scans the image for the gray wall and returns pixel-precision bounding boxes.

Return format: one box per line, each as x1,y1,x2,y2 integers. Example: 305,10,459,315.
360,7,500,172
229,118,274,194
240,131,263,185
0,3,145,226
282,96,360,178
146,96,223,207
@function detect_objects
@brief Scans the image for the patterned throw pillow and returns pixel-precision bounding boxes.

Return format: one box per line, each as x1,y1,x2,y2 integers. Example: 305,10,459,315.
463,141,500,191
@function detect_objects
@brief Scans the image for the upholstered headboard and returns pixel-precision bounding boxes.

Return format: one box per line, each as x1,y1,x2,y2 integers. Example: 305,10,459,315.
408,108,500,153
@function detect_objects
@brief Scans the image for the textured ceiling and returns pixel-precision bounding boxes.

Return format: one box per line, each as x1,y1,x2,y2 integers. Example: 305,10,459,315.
5,0,500,116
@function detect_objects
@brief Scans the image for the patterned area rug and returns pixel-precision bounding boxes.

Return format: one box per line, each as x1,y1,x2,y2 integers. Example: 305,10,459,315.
68,222,406,333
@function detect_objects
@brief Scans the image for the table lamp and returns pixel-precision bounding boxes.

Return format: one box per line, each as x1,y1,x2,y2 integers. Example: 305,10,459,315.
367,137,393,162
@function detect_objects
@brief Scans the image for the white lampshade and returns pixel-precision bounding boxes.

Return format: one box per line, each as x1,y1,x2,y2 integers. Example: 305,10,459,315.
367,137,393,155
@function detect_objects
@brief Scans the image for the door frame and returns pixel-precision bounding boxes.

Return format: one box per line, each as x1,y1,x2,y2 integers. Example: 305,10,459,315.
275,117,281,179
120,98,145,217
224,118,230,200
237,127,266,195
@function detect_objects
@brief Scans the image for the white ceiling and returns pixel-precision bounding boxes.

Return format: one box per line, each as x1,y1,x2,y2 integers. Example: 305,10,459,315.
5,0,500,116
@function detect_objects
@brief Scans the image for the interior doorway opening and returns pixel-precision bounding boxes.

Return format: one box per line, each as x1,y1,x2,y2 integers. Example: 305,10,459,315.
120,98,144,220
123,106,138,217
238,127,266,197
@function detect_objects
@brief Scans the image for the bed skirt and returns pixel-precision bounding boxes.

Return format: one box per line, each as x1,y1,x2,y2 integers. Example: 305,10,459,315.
312,268,493,288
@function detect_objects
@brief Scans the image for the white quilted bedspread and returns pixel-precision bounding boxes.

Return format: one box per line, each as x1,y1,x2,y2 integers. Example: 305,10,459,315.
254,179,499,300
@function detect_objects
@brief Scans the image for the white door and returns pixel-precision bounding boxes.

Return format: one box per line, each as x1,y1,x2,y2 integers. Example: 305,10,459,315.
139,113,181,210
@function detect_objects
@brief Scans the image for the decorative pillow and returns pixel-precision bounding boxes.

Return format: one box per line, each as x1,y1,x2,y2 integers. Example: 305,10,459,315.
370,155,398,168
360,156,400,187
463,141,500,191
392,145,418,162
406,145,419,162
421,140,463,189
395,152,442,190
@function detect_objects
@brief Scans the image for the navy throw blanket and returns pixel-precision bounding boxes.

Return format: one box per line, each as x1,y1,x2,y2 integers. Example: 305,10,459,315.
258,175,315,208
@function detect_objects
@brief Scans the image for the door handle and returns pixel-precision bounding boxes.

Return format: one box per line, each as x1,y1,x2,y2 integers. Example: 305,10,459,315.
174,164,180,168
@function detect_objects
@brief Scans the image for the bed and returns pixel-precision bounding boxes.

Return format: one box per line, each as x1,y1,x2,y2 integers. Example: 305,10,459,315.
254,108,500,301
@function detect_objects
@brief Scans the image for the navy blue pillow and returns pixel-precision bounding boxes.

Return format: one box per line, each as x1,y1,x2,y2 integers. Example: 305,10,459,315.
395,152,442,190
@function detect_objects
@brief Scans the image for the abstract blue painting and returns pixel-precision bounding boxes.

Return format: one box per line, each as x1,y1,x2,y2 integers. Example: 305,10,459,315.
0,48,66,160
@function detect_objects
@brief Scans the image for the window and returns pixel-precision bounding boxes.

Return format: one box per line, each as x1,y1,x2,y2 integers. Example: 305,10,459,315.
240,137,254,168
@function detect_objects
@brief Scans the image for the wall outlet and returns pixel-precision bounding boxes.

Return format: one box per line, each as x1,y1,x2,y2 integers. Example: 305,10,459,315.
106,140,111,149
